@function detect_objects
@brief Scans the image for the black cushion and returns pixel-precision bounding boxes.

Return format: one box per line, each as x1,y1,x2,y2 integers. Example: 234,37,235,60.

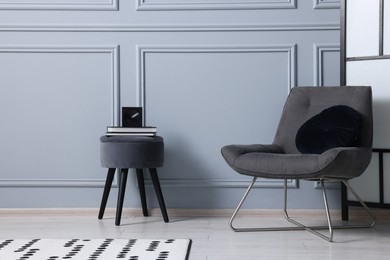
295,105,362,154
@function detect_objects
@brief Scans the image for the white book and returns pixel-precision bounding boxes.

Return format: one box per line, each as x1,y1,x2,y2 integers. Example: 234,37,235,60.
105,132,156,136
106,126,157,133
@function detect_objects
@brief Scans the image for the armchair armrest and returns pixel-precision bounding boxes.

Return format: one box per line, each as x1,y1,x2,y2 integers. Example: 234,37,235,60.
318,147,372,179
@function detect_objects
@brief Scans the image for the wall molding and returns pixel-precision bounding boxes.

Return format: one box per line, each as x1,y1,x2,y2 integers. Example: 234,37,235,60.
136,0,296,11
313,43,340,86
0,0,118,11
0,179,116,188
145,178,298,189
0,45,120,188
0,23,340,33
313,0,340,9
137,44,296,189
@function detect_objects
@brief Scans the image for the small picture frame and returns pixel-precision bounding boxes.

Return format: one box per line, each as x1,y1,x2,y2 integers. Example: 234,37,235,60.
122,107,142,127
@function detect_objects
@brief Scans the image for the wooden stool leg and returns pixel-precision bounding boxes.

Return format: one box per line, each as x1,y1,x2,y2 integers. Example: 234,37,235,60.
136,168,149,217
115,168,128,226
98,168,116,219
149,168,169,223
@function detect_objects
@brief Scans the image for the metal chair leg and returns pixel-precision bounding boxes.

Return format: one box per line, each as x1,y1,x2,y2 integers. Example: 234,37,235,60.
229,178,310,232
283,179,334,241
229,177,258,231
341,180,376,228
229,177,376,242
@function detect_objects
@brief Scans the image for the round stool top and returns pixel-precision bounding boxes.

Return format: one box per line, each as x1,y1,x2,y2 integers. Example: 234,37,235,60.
100,135,164,168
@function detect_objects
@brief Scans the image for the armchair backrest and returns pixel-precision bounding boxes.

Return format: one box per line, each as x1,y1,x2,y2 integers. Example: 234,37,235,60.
273,86,373,154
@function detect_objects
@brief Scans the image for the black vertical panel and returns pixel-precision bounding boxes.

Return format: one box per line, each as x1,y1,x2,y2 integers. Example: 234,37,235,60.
340,0,348,220
340,0,347,86
379,0,384,56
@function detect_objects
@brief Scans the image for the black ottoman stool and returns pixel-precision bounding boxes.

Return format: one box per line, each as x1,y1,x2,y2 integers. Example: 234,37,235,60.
98,135,169,226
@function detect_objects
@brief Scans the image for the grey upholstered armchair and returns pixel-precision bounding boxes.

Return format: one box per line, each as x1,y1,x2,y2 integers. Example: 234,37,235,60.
221,86,375,242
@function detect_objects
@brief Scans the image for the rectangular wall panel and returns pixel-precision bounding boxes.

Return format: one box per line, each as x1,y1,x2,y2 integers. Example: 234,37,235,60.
138,45,296,189
0,46,119,187
313,44,340,86
0,0,118,10
137,0,296,11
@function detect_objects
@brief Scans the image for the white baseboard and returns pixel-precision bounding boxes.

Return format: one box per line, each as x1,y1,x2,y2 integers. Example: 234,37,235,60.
0,207,389,219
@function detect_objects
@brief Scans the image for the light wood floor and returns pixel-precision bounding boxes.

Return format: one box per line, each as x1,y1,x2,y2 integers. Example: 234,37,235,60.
0,208,390,260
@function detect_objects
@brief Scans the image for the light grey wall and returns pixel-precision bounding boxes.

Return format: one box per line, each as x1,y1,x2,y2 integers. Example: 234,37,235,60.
0,0,341,209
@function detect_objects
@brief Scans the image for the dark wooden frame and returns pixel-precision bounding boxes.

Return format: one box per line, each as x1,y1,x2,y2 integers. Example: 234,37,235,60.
340,0,390,220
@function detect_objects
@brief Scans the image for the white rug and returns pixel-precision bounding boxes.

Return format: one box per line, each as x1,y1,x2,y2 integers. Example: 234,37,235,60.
0,238,191,260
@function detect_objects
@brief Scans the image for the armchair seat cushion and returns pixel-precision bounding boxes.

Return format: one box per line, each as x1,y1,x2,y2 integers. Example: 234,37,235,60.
221,145,371,180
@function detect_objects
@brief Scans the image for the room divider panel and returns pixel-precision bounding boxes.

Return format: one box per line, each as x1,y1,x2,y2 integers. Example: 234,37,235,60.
341,0,390,219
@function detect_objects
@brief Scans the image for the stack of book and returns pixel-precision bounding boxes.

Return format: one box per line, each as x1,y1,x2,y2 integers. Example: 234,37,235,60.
106,126,157,136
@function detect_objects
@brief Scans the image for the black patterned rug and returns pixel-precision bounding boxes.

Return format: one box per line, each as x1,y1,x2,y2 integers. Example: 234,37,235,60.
0,238,192,260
